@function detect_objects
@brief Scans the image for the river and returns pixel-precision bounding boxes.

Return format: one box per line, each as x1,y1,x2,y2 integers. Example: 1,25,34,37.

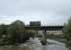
18,38,68,50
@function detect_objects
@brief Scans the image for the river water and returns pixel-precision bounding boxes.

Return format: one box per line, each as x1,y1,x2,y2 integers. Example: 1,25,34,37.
18,38,68,50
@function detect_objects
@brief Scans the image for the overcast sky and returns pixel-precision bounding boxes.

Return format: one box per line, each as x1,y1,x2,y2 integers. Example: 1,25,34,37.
0,0,71,26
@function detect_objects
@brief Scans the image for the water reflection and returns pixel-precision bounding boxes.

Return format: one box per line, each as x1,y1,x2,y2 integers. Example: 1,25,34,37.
41,46,48,50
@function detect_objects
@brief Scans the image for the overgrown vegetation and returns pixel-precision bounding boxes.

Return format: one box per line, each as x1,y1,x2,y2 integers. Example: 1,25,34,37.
63,17,71,50
40,37,47,45
0,20,38,46
40,31,48,45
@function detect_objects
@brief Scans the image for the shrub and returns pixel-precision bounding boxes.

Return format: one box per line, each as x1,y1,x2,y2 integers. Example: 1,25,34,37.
0,20,39,46
26,30,38,38
40,38,47,45
63,17,71,50
36,33,43,38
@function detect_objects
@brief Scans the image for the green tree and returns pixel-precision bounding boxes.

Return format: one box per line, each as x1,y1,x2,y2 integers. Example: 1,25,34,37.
7,20,25,44
0,24,8,45
64,17,71,50
0,20,39,45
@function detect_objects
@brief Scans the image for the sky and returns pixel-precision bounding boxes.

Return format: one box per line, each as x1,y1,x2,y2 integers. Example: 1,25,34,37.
0,0,71,26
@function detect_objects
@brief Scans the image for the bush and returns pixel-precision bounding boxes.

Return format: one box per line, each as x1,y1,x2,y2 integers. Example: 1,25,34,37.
0,20,39,46
36,33,43,38
64,17,71,50
26,30,38,38
40,38,47,45
7,20,25,44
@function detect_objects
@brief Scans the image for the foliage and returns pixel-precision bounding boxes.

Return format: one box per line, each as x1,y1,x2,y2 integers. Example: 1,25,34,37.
26,30,38,38
0,24,8,38
0,24,9,45
63,17,71,50
7,20,25,44
36,33,43,38
40,30,48,45
0,20,38,46
40,38,47,45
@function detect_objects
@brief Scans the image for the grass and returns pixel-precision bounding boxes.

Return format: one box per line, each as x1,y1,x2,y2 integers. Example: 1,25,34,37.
0,46,33,50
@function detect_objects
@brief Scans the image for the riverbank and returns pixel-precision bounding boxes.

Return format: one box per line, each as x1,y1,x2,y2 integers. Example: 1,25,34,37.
47,33,66,43
48,38,66,43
